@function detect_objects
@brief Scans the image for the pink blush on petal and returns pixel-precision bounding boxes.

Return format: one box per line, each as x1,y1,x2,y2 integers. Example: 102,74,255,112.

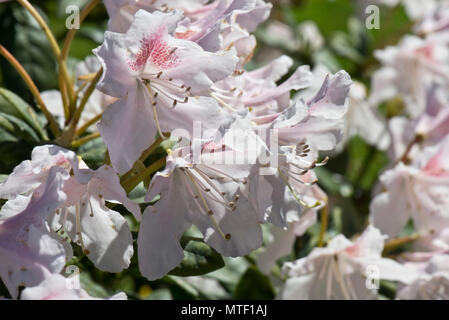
422,145,449,177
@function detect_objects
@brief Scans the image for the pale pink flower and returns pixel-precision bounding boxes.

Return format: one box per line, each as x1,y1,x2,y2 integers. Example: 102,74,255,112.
21,274,127,300
370,34,449,117
138,130,264,280
278,226,416,300
1,145,141,273
0,167,69,298
370,137,449,238
94,9,237,173
396,254,449,299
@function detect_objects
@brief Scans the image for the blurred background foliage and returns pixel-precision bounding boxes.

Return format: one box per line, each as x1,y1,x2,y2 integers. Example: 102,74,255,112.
0,0,413,299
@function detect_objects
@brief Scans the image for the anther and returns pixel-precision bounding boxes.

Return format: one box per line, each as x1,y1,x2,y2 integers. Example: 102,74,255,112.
225,234,232,240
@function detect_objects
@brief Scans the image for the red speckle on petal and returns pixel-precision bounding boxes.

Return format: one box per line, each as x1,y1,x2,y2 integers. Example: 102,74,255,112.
128,27,180,71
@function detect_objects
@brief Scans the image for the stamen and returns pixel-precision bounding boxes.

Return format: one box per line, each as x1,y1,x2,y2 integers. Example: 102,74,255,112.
144,82,168,139
211,92,236,112
75,204,86,251
278,168,321,208
183,171,228,240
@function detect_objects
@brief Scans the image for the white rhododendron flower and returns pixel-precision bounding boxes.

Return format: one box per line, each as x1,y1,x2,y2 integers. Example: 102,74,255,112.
6,0,449,301
20,274,127,300
370,34,449,117
397,254,449,299
138,128,265,280
278,226,415,300
94,9,237,173
0,145,141,274
0,167,69,298
370,137,449,239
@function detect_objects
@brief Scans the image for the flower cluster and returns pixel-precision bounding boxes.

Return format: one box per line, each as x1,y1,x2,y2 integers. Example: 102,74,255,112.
277,0,449,300
0,0,353,299
4,0,449,300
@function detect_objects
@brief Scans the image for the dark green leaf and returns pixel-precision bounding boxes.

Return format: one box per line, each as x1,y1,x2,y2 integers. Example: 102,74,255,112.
0,112,40,143
233,266,275,300
168,237,225,277
0,88,47,140
0,5,58,102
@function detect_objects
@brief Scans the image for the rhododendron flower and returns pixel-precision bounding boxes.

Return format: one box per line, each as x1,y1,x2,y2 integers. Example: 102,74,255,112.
105,0,210,32
50,163,140,273
397,254,449,300
0,167,68,298
211,55,313,120
370,34,449,117
243,69,350,228
278,226,415,300
0,145,78,200
275,70,352,156
1,145,141,273
387,84,449,161
248,145,327,227
94,9,237,173
21,274,127,300
138,131,264,280
370,137,449,239
257,181,326,274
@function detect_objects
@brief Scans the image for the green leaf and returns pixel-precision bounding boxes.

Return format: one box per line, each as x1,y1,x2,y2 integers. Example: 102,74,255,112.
168,237,225,277
77,138,107,169
285,0,355,38
164,275,199,299
0,5,59,102
0,174,7,184
79,272,111,298
233,266,275,300
0,88,47,140
0,112,40,143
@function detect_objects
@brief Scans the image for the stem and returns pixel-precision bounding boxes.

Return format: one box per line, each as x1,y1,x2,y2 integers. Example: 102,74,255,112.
71,132,100,148
72,68,103,128
75,113,102,137
61,0,101,61
318,204,329,247
0,45,60,137
18,0,76,114
382,234,420,256
120,137,165,184
59,68,103,146
58,72,70,119
122,158,166,194
396,134,424,165
140,136,164,162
